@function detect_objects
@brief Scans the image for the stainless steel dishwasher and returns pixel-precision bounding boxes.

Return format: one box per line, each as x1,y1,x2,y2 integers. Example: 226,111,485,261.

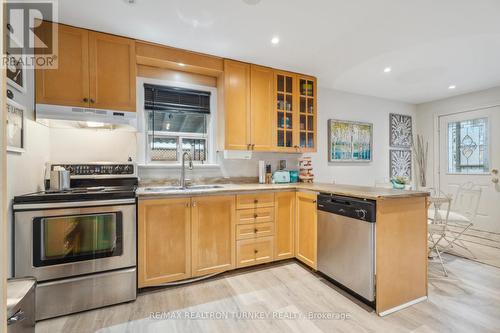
317,193,376,303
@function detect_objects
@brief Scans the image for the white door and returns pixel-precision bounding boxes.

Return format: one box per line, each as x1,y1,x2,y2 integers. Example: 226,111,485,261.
439,107,500,233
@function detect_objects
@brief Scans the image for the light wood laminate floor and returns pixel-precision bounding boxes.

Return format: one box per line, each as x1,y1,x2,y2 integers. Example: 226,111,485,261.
37,255,500,333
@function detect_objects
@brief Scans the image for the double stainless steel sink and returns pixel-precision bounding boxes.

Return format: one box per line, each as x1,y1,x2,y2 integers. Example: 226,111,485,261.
143,184,224,193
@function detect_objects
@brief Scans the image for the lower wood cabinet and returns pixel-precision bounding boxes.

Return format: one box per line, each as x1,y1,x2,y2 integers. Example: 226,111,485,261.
236,236,274,268
191,195,236,277
138,190,317,287
275,192,295,260
138,197,191,288
295,192,317,269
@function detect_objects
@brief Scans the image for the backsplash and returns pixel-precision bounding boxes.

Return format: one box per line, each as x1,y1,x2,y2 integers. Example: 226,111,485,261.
138,151,301,181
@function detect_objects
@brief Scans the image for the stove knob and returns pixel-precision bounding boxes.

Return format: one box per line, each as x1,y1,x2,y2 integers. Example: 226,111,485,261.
123,165,132,174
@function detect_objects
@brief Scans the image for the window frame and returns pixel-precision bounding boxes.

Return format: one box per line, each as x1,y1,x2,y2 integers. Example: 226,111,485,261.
136,77,217,166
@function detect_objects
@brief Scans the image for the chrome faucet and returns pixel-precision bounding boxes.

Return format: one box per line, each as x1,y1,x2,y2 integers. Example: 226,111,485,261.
180,152,193,189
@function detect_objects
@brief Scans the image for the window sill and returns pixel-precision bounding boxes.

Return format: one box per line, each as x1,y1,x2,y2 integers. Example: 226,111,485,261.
138,163,221,169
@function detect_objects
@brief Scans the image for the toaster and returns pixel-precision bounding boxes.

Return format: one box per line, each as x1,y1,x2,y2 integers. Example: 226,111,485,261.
272,170,290,183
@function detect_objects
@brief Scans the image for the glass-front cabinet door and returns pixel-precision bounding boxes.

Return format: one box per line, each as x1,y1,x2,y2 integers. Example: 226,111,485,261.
275,71,297,152
298,76,316,152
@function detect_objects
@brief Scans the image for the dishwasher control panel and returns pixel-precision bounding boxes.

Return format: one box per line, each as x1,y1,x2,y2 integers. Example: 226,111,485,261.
317,193,376,222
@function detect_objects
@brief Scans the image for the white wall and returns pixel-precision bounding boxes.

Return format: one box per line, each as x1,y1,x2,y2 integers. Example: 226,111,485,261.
49,128,137,163
310,88,416,186
6,65,51,276
416,85,500,187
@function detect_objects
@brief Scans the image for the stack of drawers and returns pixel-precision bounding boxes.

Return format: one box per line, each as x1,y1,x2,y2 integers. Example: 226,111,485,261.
235,193,275,268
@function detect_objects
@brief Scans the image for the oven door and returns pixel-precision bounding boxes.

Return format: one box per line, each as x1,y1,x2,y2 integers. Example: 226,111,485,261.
14,200,136,282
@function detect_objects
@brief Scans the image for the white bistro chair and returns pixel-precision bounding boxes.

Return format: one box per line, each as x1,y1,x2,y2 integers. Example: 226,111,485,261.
428,182,482,259
427,190,452,276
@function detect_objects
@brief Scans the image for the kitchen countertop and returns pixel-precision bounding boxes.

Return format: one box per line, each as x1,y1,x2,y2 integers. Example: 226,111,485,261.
136,182,429,200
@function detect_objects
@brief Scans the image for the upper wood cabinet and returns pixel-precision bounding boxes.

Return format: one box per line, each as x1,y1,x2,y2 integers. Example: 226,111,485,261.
295,191,317,269
298,75,317,151
88,32,136,112
191,195,236,277
250,65,274,151
35,22,136,112
275,192,295,260
274,71,298,152
224,59,316,152
35,23,89,107
138,198,191,288
224,60,251,150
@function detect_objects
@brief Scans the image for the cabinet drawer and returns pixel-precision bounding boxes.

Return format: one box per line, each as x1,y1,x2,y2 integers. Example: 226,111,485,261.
236,222,274,240
236,236,274,268
236,207,274,224
237,193,275,209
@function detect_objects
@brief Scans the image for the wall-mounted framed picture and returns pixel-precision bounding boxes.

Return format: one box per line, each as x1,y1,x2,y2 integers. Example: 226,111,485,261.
390,149,412,180
6,38,26,94
390,113,412,148
328,119,373,162
6,99,26,153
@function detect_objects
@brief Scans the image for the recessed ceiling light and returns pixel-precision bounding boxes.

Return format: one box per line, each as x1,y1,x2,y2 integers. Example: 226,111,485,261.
383,67,392,73
271,36,280,45
448,85,456,90
178,63,186,67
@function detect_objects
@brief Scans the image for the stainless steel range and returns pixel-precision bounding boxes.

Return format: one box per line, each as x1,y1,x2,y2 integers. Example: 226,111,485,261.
13,162,138,321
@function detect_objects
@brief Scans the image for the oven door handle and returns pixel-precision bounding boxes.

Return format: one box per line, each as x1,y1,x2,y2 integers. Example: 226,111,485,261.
13,198,136,210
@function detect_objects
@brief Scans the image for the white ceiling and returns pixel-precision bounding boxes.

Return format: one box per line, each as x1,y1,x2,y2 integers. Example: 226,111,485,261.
57,0,500,104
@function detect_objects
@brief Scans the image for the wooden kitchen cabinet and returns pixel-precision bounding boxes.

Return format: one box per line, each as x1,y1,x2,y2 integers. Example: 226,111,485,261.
224,60,314,152
35,22,89,107
275,71,299,152
35,22,136,112
298,75,317,152
236,193,275,209
275,192,296,260
88,31,136,111
224,59,251,150
295,191,317,269
191,195,236,277
236,236,274,268
236,207,274,224
138,198,191,287
250,65,274,151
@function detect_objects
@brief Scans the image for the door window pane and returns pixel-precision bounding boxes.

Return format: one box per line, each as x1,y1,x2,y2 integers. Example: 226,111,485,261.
448,117,489,173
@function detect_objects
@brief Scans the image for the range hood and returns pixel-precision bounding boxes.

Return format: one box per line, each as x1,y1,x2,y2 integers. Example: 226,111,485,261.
36,104,137,129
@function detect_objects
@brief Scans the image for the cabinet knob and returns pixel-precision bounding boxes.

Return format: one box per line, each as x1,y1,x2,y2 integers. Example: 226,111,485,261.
313,200,317,203
254,214,258,218
83,97,88,102
252,144,255,149
254,228,258,233
192,202,196,207
254,199,258,204
254,249,258,254
247,144,251,150
90,98,95,103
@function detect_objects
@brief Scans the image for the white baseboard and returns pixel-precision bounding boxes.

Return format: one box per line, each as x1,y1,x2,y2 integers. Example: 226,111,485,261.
378,296,428,317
